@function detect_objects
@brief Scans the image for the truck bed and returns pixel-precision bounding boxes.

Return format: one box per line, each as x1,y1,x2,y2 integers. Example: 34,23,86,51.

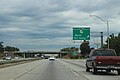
96,56,120,65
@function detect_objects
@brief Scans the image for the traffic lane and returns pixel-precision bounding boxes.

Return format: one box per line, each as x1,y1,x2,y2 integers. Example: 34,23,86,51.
61,59,86,69
16,59,87,80
60,59,120,80
0,59,46,80
62,59,120,74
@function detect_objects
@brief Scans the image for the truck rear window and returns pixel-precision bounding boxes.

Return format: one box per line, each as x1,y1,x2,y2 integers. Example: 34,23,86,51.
94,50,116,56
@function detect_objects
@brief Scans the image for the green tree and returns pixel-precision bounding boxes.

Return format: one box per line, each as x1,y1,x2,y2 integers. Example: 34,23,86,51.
5,46,19,52
61,47,71,52
61,47,79,53
0,42,4,54
104,33,120,55
60,47,79,58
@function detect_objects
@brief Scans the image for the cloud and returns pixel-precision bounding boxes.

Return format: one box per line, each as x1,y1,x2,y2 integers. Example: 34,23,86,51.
0,0,120,51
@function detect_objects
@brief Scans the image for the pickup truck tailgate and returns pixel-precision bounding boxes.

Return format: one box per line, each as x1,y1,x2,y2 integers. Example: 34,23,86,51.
96,56,120,65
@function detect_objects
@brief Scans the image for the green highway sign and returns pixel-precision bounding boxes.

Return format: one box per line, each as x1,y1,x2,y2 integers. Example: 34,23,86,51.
72,51,78,56
73,27,90,40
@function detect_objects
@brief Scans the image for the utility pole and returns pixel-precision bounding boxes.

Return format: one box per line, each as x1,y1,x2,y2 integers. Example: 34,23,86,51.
107,21,109,49
101,32,103,49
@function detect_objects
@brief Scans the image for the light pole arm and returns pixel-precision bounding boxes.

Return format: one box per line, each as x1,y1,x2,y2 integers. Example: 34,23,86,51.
89,15,107,24
89,15,110,49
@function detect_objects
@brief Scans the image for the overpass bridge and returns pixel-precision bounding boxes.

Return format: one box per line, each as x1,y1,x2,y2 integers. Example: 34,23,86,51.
14,51,67,58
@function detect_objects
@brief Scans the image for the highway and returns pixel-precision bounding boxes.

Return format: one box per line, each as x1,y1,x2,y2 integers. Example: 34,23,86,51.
0,59,120,80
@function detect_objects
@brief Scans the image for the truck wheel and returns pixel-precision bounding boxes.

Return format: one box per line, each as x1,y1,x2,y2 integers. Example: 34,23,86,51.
86,67,90,72
86,64,90,72
93,68,97,74
117,70,120,75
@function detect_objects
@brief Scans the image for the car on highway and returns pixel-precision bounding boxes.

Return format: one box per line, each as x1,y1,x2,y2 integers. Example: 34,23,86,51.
3,56,12,60
86,49,120,75
49,57,55,61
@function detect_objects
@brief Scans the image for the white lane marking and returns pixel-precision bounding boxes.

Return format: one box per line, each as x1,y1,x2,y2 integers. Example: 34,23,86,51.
62,60,89,80
71,69,79,76
65,65,69,69
14,60,47,80
64,65,79,76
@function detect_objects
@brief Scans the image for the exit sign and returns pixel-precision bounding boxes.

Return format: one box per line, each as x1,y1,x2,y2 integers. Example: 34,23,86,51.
73,27,90,40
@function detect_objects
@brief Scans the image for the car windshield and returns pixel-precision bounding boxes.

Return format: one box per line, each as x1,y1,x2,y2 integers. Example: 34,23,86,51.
94,50,116,56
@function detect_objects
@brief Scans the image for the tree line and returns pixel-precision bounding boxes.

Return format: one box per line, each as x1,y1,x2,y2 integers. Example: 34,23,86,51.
0,42,19,54
105,33,120,55
61,33,120,58
60,47,79,58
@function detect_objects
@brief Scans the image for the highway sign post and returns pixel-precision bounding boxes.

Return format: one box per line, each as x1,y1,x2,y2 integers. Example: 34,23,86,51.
73,27,90,40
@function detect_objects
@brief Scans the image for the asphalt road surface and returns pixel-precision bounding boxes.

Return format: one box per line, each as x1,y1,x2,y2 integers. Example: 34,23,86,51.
0,59,120,80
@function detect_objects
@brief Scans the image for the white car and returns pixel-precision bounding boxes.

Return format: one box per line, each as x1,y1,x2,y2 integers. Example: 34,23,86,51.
49,57,55,61
3,56,12,60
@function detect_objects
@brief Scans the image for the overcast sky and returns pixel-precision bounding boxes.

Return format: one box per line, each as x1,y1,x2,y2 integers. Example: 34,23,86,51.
0,0,120,51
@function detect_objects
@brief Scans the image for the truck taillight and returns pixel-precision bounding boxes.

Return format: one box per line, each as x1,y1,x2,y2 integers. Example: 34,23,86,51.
95,56,102,64
117,62,120,64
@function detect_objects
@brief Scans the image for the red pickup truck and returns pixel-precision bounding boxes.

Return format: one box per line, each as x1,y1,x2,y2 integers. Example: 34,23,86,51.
86,49,120,75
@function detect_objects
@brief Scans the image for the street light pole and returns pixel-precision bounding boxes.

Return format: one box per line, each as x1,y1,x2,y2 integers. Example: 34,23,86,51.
89,15,110,49
100,32,103,49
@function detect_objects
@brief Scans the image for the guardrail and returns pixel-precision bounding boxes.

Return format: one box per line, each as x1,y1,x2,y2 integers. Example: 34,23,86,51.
0,58,41,65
